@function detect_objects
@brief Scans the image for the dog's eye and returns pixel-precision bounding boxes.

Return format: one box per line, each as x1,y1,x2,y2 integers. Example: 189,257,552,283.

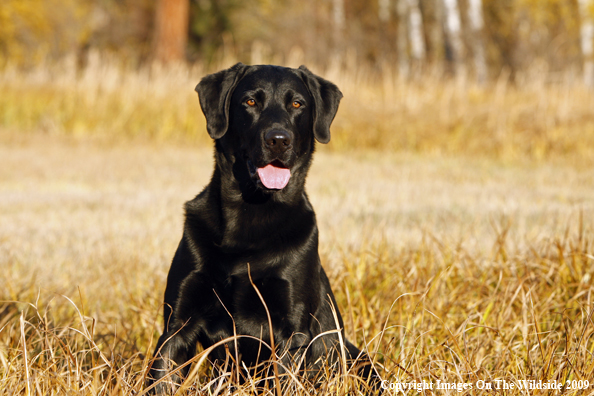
246,99,256,107
292,101,302,109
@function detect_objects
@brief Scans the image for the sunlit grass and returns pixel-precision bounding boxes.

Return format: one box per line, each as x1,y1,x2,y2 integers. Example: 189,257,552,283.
1,139,593,394
1,56,594,394
3,230,593,394
1,55,594,164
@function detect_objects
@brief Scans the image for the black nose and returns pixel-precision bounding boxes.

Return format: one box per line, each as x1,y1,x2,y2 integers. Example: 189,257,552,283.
264,130,292,154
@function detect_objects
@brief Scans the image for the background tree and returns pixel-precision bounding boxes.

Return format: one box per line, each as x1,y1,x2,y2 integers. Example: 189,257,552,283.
397,0,411,75
467,0,487,82
442,0,465,75
153,0,189,63
0,0,91,67
408,0,426,63
579,0,594,87
332,0,346,52
0,0,592,85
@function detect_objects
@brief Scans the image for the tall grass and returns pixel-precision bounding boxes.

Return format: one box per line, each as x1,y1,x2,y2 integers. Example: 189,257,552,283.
2,221,593,394
1,139,593,394
1,55,594,394
1,54,594,164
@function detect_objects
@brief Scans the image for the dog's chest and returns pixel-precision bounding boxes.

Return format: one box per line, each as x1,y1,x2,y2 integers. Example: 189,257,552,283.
223,272,292,320
197,272,298,342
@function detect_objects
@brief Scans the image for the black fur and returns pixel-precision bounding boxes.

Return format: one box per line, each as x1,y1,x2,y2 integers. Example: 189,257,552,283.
147,64,378,393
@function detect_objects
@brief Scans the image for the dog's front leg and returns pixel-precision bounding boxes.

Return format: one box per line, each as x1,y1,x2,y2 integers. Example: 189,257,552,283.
147,322,200,394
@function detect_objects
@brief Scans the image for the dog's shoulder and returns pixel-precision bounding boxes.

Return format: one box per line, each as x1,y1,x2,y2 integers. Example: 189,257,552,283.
184,188,209,215
182,185,222,239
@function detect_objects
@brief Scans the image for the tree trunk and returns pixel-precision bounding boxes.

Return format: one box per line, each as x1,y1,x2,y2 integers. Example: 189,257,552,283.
408,0,426,61
442,0,464,75
379,0,390,22
153,0,189,63
578,0,594,87
332,0,346,50
430,0,446,64
467,0,487,82
397,0,410,76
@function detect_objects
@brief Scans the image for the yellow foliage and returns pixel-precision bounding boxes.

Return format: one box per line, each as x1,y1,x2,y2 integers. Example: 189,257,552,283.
507,0,581,32
0,0,91,66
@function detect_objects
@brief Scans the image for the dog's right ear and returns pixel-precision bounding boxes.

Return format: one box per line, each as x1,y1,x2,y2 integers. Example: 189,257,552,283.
297,65,343,144
195,63,249,139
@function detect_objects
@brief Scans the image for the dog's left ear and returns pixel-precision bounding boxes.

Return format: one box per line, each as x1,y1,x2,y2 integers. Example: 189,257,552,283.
195,63,249,139
297,65,343,144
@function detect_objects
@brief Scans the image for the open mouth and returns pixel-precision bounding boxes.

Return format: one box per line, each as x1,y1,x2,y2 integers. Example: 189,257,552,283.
247,159,291,190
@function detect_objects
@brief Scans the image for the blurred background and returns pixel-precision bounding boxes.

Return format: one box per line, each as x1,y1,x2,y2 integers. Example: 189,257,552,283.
1,0,594,82
1,0,594,160
1,4,594,392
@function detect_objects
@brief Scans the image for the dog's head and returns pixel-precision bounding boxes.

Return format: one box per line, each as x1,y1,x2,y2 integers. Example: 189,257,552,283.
196,63,342,201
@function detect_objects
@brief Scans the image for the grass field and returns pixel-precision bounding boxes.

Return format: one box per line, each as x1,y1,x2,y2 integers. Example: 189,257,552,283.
1,60,594,394
2,56,594,164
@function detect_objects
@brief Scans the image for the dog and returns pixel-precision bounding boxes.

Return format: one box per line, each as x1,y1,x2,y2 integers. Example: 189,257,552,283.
147,63,378,393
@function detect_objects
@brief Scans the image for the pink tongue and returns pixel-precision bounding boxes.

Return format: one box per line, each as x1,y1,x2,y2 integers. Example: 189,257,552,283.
257,164,291,189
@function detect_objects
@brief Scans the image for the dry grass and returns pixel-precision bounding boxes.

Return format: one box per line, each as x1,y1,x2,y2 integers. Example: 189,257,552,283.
1,134,593,394
1,57,594,394
1,56,594,164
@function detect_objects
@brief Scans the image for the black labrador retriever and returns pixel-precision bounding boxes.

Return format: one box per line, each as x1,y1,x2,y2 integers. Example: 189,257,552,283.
147,63,378,393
